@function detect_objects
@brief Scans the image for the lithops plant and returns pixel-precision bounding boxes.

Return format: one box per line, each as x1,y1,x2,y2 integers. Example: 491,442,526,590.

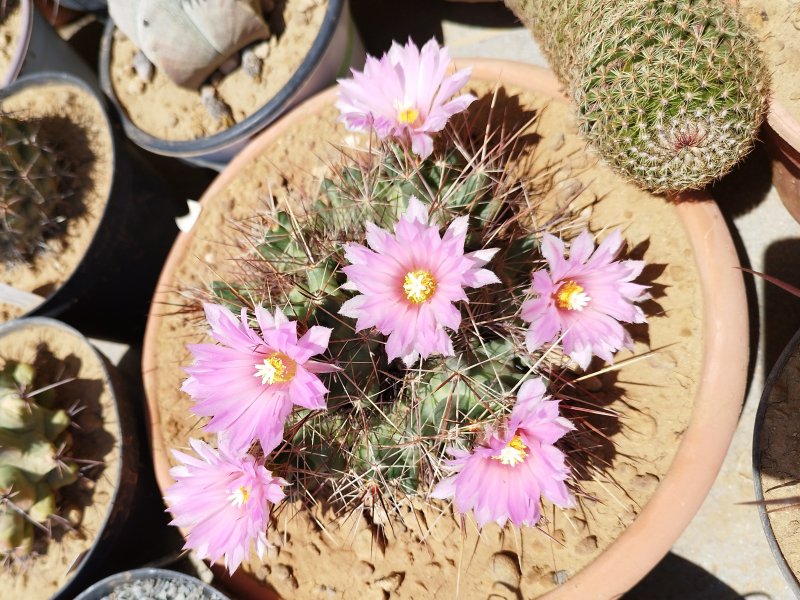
0,361,78,559
108,0,271,89
504,0,770,192
0,114,71,265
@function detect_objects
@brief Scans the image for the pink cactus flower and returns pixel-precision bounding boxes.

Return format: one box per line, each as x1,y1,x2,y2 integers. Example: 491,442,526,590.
182,304,336,454
339,196,499,366
521,229,648,370
165,438,287,574
431,378,573,528
336,38,476,159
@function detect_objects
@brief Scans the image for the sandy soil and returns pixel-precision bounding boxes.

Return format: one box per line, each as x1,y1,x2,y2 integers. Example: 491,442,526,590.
0,0,22,83
109,0,327,141
145,80,701,598
0,323,120,600
740,0,800,123
0,82,114,323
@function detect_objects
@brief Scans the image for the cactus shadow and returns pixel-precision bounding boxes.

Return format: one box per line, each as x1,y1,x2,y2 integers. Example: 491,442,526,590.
30,343,116,546
453,87,541,162
625,238,668,348
266,0,288,39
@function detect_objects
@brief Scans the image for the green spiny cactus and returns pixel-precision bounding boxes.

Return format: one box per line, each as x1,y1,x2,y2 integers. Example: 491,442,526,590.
0,362,78,559
0,114,70,265
504,0,770,192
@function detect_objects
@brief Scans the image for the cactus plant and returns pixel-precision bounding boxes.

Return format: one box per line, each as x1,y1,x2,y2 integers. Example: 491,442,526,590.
0,361,78,559
108,0,271,89
0,114,72,265
504,0,770,192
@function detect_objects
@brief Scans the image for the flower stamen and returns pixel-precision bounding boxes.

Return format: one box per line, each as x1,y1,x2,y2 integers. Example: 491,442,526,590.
494,434,528,467
254,352,297,385
403,270,437,304
554,280,591,311
228,485,251,508
396,106,420,126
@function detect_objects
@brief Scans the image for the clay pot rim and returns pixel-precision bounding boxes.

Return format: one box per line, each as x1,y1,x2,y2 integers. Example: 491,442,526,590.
0,316,129,599
0,0,33,88
752,326,800,594
141,59,748,599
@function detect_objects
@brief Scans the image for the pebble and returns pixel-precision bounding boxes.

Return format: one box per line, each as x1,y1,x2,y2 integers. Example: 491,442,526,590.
254,41,271,60
218,56,240,76
373,572,404,593
95,576,225,600
242,49,262,80
490,552,521,586
553,570,569,585
133,50,154,83
200,86,234,125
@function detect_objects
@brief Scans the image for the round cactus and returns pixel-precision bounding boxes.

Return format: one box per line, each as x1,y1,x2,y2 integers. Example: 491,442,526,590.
0,114,71,265
505,0,770,192
0,362,78,559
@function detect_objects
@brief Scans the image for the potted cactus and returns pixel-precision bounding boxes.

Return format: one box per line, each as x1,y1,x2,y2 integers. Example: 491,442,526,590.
0,71,179,340
503,0,769,193
141,41,748,598
100,0,364,168
0,317,137,600
74,568,230,600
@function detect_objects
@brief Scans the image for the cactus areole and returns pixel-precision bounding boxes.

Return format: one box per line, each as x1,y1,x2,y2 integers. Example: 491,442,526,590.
505,0,770,192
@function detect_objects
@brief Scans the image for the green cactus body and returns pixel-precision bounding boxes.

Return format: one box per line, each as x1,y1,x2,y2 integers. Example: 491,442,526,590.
0,115,68,264
505,0,769,192
0,362,78,558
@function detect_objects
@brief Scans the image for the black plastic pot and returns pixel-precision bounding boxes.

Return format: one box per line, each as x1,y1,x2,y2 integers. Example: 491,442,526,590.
99,0,364,169
753,326,800,596
74,568,231,600
0,317,139,600
0,71,181,342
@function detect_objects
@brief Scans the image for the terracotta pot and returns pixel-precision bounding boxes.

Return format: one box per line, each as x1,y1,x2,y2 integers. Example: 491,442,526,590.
141,60,748,599
753,326,800,594
764,101,800,223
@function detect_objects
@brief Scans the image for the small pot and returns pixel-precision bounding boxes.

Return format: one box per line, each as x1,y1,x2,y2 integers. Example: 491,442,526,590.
0,71,180,341
74,568,230,600
1,0,99,90
753,326,800,595
764,101,800,224
98,0,365,170
0,317,139,600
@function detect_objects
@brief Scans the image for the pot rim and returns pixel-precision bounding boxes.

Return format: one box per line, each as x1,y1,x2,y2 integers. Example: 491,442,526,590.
752,326,800,594
98,0,346,159
0,316,126,597
73,567,230,600
0,0,33,88
141,59,749,599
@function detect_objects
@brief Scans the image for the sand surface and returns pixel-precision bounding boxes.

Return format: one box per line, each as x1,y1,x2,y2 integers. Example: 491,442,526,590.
0,0,22,83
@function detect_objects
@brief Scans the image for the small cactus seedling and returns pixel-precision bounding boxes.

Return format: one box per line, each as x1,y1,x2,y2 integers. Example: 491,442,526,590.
0,114,73,265
108,0,271,89
0,361,79,559
504,0,770,192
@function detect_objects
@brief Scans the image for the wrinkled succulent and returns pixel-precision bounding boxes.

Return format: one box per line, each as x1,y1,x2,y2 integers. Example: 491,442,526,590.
0,361,78,558
505,0,770,192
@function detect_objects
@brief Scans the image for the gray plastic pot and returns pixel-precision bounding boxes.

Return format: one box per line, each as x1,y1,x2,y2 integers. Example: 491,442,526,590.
74,568,231,600
98,0,364,170
57,0,106,10
1,0,98,90
0,316,139,600
0,71,180,342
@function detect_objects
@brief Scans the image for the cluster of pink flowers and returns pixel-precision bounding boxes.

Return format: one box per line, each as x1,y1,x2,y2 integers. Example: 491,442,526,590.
165,38,651,573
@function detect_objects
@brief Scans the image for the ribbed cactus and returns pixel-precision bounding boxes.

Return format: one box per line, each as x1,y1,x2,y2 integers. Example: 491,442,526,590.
209,129,573,514
0,362,78,558
505,0,769,192
0,115,69,265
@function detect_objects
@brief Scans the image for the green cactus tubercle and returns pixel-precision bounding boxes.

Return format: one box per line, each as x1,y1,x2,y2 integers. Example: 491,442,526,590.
504,0,769,192
0,362,78,558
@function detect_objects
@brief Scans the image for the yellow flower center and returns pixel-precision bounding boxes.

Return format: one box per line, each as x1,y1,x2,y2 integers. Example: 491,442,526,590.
397,106,420,125
493,434,528,467
403,270,437,304
228,485,251,508
554,280,591,311
254,352,296,385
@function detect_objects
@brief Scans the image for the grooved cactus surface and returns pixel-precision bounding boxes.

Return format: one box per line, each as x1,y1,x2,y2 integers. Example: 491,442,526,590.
0,362,78,558
0,115,67,265
505,0,770,192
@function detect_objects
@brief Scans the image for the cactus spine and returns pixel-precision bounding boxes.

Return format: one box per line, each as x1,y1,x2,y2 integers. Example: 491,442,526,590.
0,362,78,558
505,0,770,192
0,114,70,265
